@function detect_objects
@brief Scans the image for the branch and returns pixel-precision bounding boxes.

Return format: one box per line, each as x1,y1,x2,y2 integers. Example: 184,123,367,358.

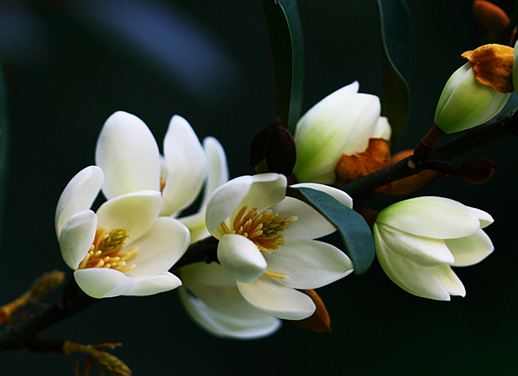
340,110,518,198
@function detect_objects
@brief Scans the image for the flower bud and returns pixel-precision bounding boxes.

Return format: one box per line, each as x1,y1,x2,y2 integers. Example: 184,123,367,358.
473,0,510,43
435,44,513,134
293,82,391,183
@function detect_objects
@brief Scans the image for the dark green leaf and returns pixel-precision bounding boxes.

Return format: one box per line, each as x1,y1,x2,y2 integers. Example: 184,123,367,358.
376,0,411,150
262,0,304,135
286,186,375,274
0,61,8,248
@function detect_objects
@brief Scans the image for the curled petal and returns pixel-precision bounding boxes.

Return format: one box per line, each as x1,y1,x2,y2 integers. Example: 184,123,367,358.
125,272,182,296
374,226,451,301
377,196,480,239
427,264,465,297
125,217,190,279
59,210,97,270
467,206,494,228
178,287,281,339
95,111,161,199
377,224,455,267
55,166,103,237
447,229,494,267
96,190,162,242
161,115,207,216
237,277,315,320
200,136,229,207
74,268,135,298
264,240,353,289
217,235,267,283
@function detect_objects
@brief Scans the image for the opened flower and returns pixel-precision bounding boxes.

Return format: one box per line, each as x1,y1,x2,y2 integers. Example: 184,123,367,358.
178,262,281,339
95,111,207,216
374,196,494,301
205,173,354,320
55,166,190,298
292,81,391,184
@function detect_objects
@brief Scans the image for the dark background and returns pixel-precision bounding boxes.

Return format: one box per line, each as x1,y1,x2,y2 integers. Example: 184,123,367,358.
0,0,517,375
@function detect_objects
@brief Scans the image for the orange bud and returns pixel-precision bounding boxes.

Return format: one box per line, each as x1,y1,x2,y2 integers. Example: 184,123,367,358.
461,44,514,93
473,0,510,44
377,150,441,196
335,138,391,184
292,289,331,332
451,157,498,184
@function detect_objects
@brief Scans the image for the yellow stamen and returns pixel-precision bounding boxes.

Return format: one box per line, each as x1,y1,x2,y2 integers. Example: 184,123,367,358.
263,269,288,280
77,227,138,273
221,206,297,253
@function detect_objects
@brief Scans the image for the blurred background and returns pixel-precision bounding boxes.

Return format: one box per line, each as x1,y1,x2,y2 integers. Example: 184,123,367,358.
1,0,517,374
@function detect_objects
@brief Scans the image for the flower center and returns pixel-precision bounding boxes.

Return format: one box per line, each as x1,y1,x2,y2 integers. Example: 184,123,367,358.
77,227,138,273
221,206,297,254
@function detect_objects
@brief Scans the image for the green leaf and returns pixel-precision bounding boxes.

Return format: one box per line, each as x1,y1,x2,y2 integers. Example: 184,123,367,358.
376,0,411,150
286,186,375,274
262,0,304,135
0,61,8,248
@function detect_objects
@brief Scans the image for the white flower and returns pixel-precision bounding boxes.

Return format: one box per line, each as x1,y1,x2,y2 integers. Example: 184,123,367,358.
205,173,354,320
95,111,207,216
55,166,190,298
178,262,281,339
293,81,391,183
374,196,494,301
179,137,229,243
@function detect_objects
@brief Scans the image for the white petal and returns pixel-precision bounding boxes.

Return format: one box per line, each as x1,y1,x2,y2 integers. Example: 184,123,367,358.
96,191,162,242
217,234,267,283
178,287,281,339
264,240,353,289
200,137,229,207
74,268,135,298
272,183,353,240
377,224,455,267
427,265,465,296
467,206,494,228
95,111,161,199
55,166,103,237
206,174,286,236
447,229,494,267
161,115,207,216
374,225,451,301
124,217,190,278
372,116,392,140
237,277,315,320
377,196,480,239
179,212,210,243
180,261,238,288
125,272,182,296
59,210,97,270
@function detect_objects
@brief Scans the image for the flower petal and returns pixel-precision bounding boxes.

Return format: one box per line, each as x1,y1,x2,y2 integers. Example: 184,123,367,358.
206,174,286,236
427,265,465,297
377,196,480,239
124,217,190,279
236,277,315,320
272,183,352,240
264,240,353,289
217,234,267,283
372,116,392,140
467,206,494,228
200,136,229,208
125,272,182,296
178,287,281,339
377,224,455,267
55,166,103,237
161,115,207,216
95,111,161,199
96,190,162,242
374,225,451,301
59,210,97,270
74,268,135,298
447,229,494,266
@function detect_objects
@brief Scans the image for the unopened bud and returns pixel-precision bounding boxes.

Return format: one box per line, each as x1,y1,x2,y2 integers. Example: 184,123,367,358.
249,120,296,176
448,157,498,184
435,44,513,134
